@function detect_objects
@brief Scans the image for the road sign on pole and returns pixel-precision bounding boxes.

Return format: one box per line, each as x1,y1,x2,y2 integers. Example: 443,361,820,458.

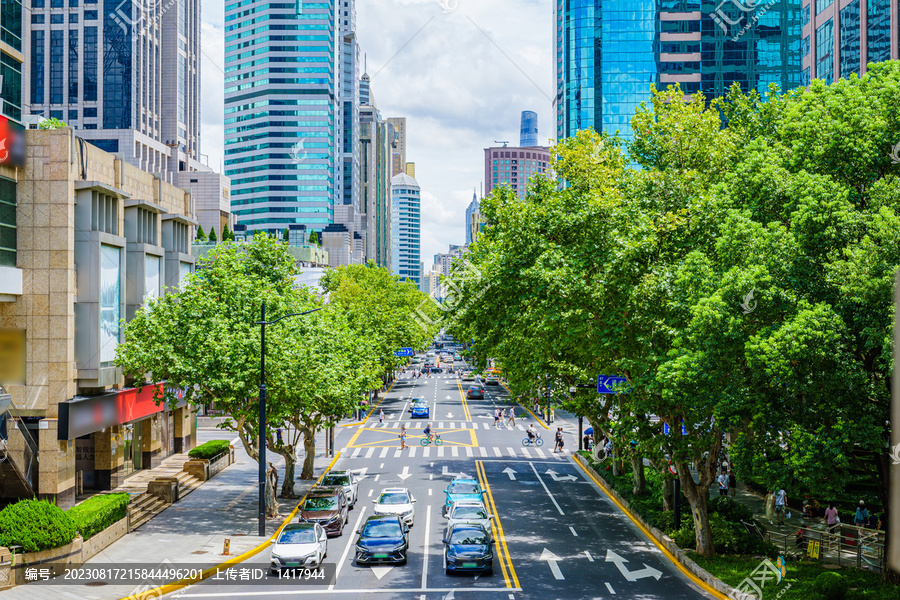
394,347,414,357
597,375,630,394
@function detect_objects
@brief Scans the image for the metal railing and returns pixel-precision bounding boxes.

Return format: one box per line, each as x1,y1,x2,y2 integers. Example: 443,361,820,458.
0,391,39,496
767,522,884,572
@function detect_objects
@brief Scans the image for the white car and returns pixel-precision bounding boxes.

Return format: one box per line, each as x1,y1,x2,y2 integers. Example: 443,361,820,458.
319,470,360,508
270,523,327,573
373,488,416,526
445,500,493,541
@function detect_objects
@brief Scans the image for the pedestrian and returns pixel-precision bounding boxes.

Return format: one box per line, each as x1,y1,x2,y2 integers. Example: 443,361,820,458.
855,500,869,528
775,488,787,525
500,408,507,425
554,427,564,452
765,490,776,523
506,408,516,427
717,469,729,497
399,425,408,450
824,502,839,534
494,408,500,428
728,470,737,498
379,409,385,424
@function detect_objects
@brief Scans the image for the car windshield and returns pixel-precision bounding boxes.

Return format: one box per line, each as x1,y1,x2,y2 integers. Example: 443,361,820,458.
278,529,317,544
449,530,488,545
304,497,337,510
449,483,479,495
322,475,350,487
452,506,487,519
362,522,403,538
378,492,410,505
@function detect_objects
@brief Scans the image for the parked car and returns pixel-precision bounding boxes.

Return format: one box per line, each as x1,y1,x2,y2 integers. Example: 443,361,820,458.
445,500,493,541
373,488,416,526
269,523,327,573
443,478,485,514
354,515,409,565
466,386,484,399
298,487,348,536
443,523,494,575
319,470,359,509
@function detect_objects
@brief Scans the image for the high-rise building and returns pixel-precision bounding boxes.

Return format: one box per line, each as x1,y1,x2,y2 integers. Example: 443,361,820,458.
434,245,465,277
391,172,421,289
0,0,24,300
360,74,392,268
801,0,899,84
387,117,407,177
555,1,801,141
520,110,539,147
465,191,479,245
485,145,551,199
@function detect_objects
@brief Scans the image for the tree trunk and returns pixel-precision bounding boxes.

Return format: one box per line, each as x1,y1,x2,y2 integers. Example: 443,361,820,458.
662,474,674,512
265,462,279,518
677,459,715,557
300,428,316,479
281,453,297,498
630,453,646,496
874,451,900,583
612,445,623,476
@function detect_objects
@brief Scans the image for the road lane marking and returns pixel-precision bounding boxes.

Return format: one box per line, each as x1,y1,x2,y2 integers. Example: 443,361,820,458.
380,447,389,458
351,448,361,459
529,462,564,515
451,446,458,457
365,448,374,459
423,447,430,458
368,489,373,497
394,449,402,458
330,506,368,589
428,488,432,496
480,447,487,457
439,422,445,428
466,447,473,457
569,526,578,537
535,448,546,458
605,582,616,595
493,447,502,457
476,460,519,589
437,447,444,458
409,447,417,457
506,447,516,457
421,504,432,589
521,448,531,458
585,550,593,562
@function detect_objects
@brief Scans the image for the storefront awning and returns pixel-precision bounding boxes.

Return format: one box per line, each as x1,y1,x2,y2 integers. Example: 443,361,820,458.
58,384,189,440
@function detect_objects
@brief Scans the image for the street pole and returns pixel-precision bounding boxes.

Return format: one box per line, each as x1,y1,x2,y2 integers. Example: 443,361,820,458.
546,378,552,425
258,301,267,537
578,416,584,451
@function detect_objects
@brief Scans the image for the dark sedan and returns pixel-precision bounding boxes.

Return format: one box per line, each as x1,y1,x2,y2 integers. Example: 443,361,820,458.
443,523,493,575
354,515,409,565
299,487,348,537
466,386,484,399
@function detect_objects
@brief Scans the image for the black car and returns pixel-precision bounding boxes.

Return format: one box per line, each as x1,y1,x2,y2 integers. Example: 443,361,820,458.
466,386,484,399
354,515,409,565
443,523,493,575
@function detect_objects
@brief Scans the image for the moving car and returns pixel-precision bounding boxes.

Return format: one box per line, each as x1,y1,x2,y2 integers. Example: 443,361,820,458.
443,523,494,575
270,523,327,573
299,487,348,537
445,500,493,541
411,400,430,419
409,397,427,413
461,371,474,381
443,478,485,514
354,515,409,565
485,376,500,386
319,470,359,509
373,487,416,526
466,386,484,399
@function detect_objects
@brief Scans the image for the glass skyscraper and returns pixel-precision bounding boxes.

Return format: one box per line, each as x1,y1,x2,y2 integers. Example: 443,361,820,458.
556,0,801,142
391,172,421,289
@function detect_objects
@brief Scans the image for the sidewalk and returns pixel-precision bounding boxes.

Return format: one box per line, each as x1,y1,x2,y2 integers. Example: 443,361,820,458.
4,427,337,600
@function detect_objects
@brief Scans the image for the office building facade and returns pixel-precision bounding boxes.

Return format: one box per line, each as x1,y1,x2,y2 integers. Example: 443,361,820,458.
520,110,539,147
485,145,551,199
801,0,899,84
387,116,407,177
464,192,479,245
555,0,801,141
391,172,421,289
360,74,392,268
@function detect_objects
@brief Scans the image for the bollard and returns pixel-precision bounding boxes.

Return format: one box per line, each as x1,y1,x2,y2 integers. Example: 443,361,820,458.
223,538,230,556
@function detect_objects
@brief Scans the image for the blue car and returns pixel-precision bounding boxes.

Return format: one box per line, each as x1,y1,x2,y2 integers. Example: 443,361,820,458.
443,478,485,513
443,523,493,575
411,401,429,418
354,515,409,565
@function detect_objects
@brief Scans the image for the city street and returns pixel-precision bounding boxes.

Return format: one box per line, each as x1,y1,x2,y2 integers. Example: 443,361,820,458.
168,367,714,600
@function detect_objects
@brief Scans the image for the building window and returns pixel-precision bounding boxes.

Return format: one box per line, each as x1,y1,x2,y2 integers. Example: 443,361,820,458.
103,3,131,128
84,107,97,117
84,26,97,101
801,36,809,59
31,30,45,105
51,14,64,24
0,177,15,267
84,10,97,19
69,29,79,103
815,19,834,84
815,0,833,14
840,0,860,79
31,14,45,24
99,244,121,366
867,0,891,63
68,109,77,121
50,30,64,104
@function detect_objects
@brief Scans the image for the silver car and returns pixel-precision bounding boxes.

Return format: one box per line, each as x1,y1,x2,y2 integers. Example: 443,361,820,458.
270,523,327,573
373,488,416,526
444,500,493,541
320,470,360,508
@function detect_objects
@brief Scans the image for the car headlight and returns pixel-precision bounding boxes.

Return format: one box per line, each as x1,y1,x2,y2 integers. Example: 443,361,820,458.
402,509,414,517
327,515,340,523
271,553,283,561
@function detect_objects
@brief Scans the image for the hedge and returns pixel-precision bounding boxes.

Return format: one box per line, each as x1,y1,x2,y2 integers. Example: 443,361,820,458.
0,499,77,553
67,493,130,540
188,439,232,460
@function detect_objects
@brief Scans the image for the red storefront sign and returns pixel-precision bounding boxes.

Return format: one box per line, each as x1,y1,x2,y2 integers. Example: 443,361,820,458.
58,383,185,440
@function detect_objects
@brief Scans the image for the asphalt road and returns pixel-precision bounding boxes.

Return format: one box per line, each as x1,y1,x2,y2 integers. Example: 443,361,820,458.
169,365,715,600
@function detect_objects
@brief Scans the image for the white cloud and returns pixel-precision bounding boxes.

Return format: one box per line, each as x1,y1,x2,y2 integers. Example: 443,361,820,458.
201,0,553,264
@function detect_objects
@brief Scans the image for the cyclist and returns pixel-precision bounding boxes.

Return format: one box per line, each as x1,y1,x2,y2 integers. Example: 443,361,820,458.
424,422,435,443
526,423,537,444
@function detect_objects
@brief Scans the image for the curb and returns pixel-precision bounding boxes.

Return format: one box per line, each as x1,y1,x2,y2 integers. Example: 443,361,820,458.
115,451,342,600
573,453,754,600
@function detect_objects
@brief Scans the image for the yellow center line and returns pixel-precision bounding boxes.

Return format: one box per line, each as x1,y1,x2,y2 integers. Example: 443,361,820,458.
476,460,520,589
456,379,472,421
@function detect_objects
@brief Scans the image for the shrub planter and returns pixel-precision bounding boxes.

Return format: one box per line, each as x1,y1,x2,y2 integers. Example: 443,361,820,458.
183,459,210,481
147,477,180,504
7,536,83,587
81,516,128,562
573,453,750,600
207,447,234,478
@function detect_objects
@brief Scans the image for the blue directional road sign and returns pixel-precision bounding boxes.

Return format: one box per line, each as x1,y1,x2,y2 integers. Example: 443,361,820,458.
394,348,414,357
662,423,688,436
597,375,630,394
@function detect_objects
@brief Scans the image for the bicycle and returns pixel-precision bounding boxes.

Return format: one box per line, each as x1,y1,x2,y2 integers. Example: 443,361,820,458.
421,434,443,446
522,433,543,447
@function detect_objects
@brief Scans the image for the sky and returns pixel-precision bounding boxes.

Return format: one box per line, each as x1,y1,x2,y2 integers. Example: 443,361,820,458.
200,0,553,267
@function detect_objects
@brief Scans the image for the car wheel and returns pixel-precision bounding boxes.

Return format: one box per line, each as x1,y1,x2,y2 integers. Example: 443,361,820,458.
270,568,278,575
486,568,494,576
399,557,407,566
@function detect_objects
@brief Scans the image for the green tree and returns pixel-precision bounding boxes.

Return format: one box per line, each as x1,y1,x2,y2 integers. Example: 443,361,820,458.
223,223,233,241
196,225,207,242
308,231,319,245
283,228,290,243
208,226,218,242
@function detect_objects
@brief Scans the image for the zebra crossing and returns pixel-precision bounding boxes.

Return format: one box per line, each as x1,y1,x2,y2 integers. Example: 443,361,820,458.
368,421,527,431
342,445,569,461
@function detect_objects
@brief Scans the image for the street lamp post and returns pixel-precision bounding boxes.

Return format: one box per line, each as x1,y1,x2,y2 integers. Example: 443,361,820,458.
256,301,324,537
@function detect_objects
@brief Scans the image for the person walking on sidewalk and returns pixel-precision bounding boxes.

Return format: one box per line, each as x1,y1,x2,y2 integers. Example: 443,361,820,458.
506,408,516,427
824,502,839,534
500,408,507,425
399,425,408,450
379,409,385,424
494,408,501,428
717,469,729,497
855,501,869,528
728,470,737,498
775,488,787,525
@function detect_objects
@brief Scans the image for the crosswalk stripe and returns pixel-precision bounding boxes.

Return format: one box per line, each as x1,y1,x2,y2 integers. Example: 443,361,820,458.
466,447,473,457
437,446,444,458
423,447,430,458
521,448,531,458
409,447,416,458
394,449,402,458
406,422,412,429
380,447,389,458
493,447,502,457
451,446,459,457
516,424,524,431
351,448,361,459
450,422,455,429
439,422,446,429
507,447,516,458
365,448,374,459
535,448,546,459
480,447,487,457
393,422,400,429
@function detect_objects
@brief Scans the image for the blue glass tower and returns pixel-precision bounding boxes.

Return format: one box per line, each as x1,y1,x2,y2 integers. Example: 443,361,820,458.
520,111,539,146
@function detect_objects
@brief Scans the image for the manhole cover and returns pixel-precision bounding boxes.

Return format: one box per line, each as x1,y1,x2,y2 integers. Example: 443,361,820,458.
85,581,109,587
191,550,208,555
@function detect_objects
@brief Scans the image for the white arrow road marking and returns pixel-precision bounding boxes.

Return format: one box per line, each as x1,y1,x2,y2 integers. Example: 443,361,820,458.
605,550,663,582
441,466,468,478
545,469,578,482
540,548,564,580
351,467,368,480
502,467,517,481
370,566,393,580
398,466,412,481
446,413,454,418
